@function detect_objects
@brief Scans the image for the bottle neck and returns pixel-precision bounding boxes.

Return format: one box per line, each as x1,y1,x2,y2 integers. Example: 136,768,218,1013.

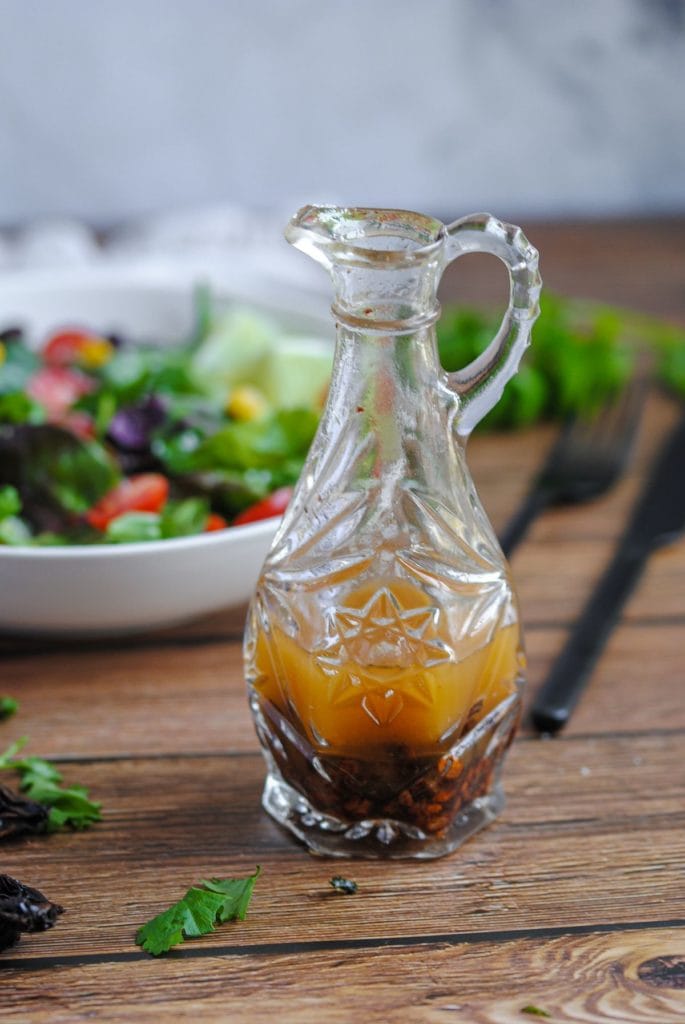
327,250,443,333
316,321,453,488
329,321,442,410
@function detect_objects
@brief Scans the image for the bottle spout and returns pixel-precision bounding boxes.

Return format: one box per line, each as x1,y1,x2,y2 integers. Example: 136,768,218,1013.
285,206,446,328
285,206,445,271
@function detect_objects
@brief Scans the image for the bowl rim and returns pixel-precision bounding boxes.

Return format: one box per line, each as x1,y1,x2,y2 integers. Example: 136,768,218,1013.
0,516,279,560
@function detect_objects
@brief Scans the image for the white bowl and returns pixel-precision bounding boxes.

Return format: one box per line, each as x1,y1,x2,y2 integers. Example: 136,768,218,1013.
0,264,330,636
0,520,278,636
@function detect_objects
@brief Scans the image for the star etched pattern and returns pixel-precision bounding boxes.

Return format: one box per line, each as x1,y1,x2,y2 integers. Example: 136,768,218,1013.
315,586,453,727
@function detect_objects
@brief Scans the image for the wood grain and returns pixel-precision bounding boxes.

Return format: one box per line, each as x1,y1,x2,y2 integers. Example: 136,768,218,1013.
439,216,685,321
1,385,682,759
0,732,683,965
2,616,684,758
2,930,685,1022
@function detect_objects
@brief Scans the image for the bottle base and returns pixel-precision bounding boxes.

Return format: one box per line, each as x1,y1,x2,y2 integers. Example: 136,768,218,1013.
262,771,505,860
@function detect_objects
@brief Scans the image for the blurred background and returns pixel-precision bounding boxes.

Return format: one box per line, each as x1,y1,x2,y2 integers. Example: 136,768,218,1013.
1,0,684,228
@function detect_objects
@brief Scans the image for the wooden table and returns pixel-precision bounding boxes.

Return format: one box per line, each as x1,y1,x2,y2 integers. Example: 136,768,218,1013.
2,220,684,1022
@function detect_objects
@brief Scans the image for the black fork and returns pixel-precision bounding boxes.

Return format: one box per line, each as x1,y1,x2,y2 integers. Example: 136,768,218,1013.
500,377,647,558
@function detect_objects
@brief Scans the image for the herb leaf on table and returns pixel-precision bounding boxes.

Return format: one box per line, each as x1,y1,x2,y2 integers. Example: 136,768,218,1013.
136,868,261,956
0,738,101,831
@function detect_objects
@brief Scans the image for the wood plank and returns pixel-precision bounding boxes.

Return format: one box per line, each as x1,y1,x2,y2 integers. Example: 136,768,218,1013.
1,640,247,757
513,537,685,626
522,622,685,737
474,387,683,541
439,217,685,321
0,733,683,963
3,927,685,1023
2,612,683,759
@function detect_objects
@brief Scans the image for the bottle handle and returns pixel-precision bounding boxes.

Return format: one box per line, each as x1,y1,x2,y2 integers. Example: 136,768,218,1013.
443,213,541,436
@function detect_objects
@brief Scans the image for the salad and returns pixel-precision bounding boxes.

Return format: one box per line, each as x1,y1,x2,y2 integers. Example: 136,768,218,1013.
0,289,332,546
1,285,681,548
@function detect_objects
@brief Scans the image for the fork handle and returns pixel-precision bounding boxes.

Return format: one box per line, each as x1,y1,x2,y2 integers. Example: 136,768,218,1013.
500,486,551,558
530,544,646,734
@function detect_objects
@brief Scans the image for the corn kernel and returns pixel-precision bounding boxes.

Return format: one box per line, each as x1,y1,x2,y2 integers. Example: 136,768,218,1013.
80,337,114,369
227,385,269,422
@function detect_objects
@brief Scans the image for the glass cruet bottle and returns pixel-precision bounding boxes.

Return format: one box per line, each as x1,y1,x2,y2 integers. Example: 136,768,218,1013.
244,206,541,859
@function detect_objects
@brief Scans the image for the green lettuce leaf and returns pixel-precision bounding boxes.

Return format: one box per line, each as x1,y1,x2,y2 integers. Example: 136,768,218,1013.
160,498,210,538
104,512,163,543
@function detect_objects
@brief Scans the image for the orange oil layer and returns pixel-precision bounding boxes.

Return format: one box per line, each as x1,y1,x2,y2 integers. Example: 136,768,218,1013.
252,578,522,757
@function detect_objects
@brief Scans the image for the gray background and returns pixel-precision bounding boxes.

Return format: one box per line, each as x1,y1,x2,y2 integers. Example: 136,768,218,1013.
1,0,684,226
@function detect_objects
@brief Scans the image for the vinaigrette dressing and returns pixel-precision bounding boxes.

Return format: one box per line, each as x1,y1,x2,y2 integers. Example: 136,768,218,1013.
251,578,522,757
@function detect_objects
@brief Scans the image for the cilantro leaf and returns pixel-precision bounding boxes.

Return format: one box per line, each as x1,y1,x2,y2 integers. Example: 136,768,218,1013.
0,737,28,766
521,1006,552,1018
439,292,685,429
15,753,63,787
0,697,18,721
0,739,101,831
201,875,260,922
42,785,102,832
136,868,260,956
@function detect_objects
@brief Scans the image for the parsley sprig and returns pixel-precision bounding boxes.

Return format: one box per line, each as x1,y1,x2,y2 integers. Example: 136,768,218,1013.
0,737,101,832
437,292,685,431
136,868,261,956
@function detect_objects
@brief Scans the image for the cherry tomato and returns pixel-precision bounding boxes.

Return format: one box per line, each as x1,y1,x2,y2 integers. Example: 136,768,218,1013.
204,513,228,532
87,474,170,531
27,365,95,417
232,487,293,527
43,330,113,369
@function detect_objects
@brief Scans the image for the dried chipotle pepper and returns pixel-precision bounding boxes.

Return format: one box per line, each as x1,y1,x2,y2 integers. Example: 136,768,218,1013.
0,874,64,952
0,783,49,840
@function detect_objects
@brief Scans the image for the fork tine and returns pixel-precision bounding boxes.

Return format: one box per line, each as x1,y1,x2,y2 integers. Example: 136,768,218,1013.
499,373,647,556
590,374,646,466
575,373,642,439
